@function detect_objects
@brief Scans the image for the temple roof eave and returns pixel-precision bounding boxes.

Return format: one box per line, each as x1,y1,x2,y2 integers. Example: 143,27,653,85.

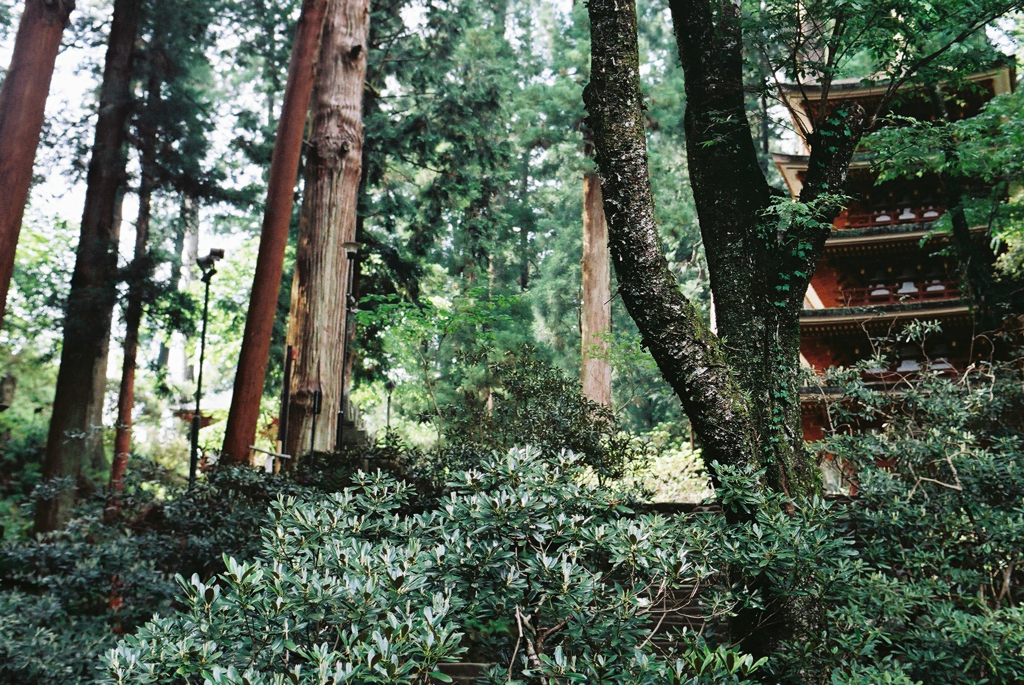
777,62,1015,98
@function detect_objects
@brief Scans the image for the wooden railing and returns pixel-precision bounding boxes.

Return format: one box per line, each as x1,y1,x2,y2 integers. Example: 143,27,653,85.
841,279,959,306
801,360,961,393
834,206,943,230
860,360,961,384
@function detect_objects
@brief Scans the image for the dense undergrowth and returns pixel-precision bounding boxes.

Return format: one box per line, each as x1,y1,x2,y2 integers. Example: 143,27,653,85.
0,352,1022,684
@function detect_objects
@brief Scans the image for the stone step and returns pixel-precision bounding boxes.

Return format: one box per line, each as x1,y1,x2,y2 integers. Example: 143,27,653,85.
436,662,489,684
429,591,714,683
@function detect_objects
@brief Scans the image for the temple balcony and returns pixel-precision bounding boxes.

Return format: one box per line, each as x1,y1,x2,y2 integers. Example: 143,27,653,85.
840,279,960,307
833,206,943,230
799,359,963,397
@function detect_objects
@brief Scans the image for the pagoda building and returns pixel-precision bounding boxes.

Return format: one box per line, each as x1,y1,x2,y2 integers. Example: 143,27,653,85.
772,65,1015,443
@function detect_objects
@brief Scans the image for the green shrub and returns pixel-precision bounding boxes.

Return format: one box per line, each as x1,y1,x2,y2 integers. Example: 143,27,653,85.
104,447,763,685
813,363,1024,684
0,462,316,685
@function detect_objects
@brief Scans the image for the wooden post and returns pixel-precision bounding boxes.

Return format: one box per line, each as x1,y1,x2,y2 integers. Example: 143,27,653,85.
0,0,75,328
221,0,330,463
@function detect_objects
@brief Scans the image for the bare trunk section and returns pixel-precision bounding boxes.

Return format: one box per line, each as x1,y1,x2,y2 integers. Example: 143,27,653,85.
108,66,161,514
84,189,124,474
108,182,150,511
0,0,75,328
341,256,361,421
221,0,329,464
581,172,612,408
283,0,369,459
35,0,142,534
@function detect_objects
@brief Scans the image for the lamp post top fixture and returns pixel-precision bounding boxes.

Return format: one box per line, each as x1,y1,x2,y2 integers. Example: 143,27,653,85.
197,248,224,283
197,248,225,270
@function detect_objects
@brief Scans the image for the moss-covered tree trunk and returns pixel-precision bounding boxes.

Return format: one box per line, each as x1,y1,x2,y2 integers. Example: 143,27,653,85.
584,0,867,668
583,0,760,496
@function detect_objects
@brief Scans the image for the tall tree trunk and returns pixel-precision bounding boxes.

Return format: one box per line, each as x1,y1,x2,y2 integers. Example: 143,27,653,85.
107,182,150,514
0,0,75,329
583,0,759,498
283,0,370,459
157,193,199,372
108,65,162,514
35,0,142,534
84,188,125,474
221,0,329,464
518,150,531,291
581,171,612,408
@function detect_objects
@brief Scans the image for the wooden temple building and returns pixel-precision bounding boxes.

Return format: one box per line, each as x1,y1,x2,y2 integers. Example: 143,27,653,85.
772,65,1016,444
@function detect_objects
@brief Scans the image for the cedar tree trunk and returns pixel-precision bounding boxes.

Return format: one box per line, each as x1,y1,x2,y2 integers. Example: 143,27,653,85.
221,0,329,463
0,0,75,329
108,66,162,512
581,171,612,408
283,0,369,459
35,0,142,534
518,149,531,291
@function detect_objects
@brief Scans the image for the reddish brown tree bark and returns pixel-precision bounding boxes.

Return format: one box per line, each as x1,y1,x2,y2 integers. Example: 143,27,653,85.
35,0,142,534
221,0,329,464
581,171,612,408
107,182,149,514
107,66,162,515
0,0,76,329
283,0,370,459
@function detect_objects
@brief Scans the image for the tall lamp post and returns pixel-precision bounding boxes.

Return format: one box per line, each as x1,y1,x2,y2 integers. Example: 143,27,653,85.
335,241,361,448
189,248,224,488
384,379,396,436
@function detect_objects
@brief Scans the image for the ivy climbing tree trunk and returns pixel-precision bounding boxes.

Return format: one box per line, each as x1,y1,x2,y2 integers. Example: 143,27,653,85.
584,0,867,666
581,170,612,408
0,0,75,329
283,0,370,459
35,0,143,534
